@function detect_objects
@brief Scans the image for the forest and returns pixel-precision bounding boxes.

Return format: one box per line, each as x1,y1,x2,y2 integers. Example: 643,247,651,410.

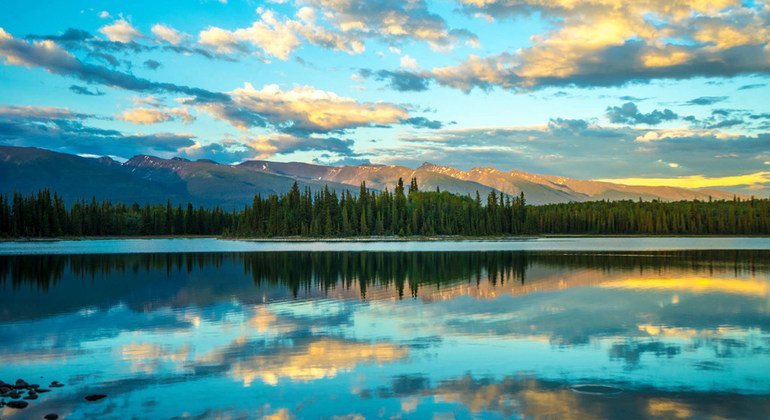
0,178,768,238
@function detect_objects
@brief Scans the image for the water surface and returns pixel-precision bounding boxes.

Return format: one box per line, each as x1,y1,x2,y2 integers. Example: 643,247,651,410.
2,236,770,255
1,250,770,418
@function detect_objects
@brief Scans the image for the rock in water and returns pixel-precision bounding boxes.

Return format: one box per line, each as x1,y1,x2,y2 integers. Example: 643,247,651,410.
6,400,29,409
49,381,64,388
85,394,107,402
44,414,60,420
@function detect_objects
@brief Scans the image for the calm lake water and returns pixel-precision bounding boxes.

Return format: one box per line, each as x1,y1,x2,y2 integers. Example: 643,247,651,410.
1,243,770,418
2,236,770,255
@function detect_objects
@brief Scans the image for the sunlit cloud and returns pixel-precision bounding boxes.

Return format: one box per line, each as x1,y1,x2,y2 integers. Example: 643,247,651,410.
151,24,187,45
228,338,408,386
601,277,769,297
372,1,770,91
198,8,364,59
99,19,142,43
205,82,408,132
595,172,770,189
118,107,195,124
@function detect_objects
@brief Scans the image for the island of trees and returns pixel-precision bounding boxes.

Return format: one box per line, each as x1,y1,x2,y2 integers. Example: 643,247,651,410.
1,178,768,238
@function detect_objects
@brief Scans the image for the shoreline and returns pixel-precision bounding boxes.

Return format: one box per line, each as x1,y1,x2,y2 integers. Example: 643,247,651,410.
3,234,770,243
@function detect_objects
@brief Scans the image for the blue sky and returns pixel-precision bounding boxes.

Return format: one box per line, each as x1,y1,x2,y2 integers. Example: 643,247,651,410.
1,0,769,193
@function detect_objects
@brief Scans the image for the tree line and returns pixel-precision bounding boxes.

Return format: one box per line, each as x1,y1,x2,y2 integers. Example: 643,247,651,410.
1,179,768,238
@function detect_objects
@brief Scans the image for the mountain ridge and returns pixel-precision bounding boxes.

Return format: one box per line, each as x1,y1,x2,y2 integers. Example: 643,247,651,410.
0,146,743,207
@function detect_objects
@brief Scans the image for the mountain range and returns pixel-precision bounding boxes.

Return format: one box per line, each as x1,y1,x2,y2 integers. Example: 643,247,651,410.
0,146,740,208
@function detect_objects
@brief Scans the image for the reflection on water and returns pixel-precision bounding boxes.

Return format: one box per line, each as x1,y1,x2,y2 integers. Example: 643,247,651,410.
1,251,769,418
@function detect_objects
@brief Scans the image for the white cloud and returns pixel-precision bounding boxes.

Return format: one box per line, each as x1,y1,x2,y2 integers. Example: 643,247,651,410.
198,9,364,59
151,24,187,45
99,19,142,43
400,54,418,69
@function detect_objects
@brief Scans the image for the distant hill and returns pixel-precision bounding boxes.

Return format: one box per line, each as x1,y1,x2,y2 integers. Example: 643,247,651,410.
0,146,742,207
0,146,356,208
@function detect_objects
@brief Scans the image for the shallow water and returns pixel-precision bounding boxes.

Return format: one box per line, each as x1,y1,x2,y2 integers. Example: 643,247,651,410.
1,249,770,418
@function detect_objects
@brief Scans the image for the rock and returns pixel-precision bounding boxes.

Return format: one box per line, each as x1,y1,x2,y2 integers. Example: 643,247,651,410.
9,390,21,399
30,383,40,389
85,394,107,402
49,381,64,388
6,400,29,409
44,415,60,420
15,379,29,388
0,386,10,395
24,391,38,399
36,388,52,393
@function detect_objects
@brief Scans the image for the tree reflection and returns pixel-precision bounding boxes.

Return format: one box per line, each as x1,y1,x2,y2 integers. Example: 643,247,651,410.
1,250,768,297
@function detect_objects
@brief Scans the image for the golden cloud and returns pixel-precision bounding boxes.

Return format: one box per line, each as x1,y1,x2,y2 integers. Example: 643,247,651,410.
227,82,407,132
428,1,769,90
117,107,194,125
230,338,408,386
595,172,770,189
600,276,769,297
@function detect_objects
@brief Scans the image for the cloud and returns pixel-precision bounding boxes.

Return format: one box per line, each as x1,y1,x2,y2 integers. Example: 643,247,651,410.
195,82,408,133
0,28,228,102
686,96,729,106
400,54,418,70
738,83,766,91
404,116,443,129
245,133,356,158
0,105,91,120
0,104,196,158
370,2,770,92
99,19,142,43
143,59,162,70
606,102,678,125
198,8,363,59
69,85,105,96
220,337,407,386
26,27,228,62
27,28,93,43
117,107,195,124
151,24,187,45
304,0,478,50
358,69,431,92
596,172,770,189
197,2,475,60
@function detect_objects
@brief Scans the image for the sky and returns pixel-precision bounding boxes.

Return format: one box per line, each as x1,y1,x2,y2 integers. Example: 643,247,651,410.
0,0,769,194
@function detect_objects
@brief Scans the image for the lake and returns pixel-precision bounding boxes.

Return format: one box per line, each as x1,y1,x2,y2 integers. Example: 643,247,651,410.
1,240,770,418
